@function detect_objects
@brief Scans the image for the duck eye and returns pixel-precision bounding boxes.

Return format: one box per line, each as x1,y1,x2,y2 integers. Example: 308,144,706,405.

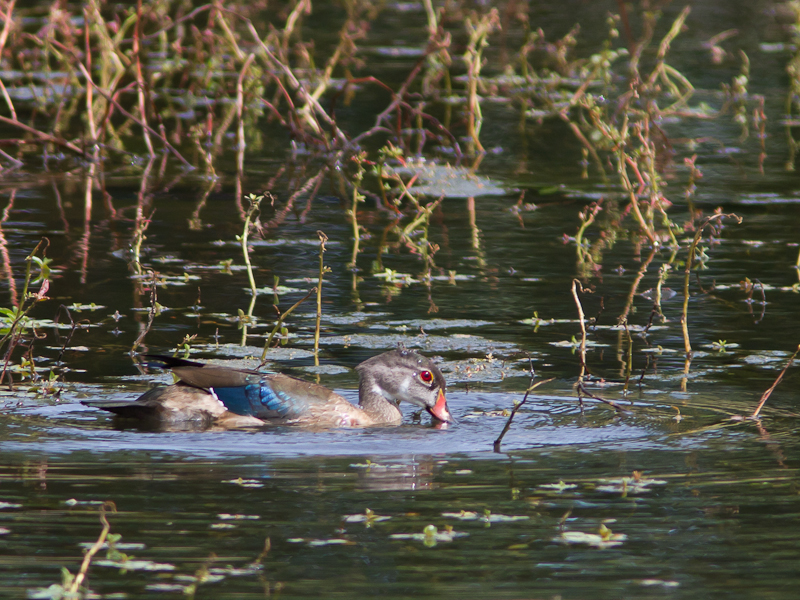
419,370,433,383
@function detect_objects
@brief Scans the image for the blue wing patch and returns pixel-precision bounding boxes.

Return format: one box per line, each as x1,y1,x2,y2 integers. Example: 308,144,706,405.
212,385,256,416
212,381,309,419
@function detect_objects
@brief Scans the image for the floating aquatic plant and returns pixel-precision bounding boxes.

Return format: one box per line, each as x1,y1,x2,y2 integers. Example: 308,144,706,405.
223,478,264,488
555,524,627,549
441,510,529,524
287,538,354,547
390,524,468,548
538,481,579,492
343,508,391,526
594,472,668,495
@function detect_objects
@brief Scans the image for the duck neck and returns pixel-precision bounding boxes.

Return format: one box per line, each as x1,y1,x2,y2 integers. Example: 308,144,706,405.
358,375,403,425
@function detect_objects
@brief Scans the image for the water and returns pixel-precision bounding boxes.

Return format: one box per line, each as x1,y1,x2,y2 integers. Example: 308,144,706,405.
3,424,796,599
2,1,800,598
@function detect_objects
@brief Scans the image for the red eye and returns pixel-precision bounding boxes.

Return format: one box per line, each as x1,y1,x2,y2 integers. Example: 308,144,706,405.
419,370,433,383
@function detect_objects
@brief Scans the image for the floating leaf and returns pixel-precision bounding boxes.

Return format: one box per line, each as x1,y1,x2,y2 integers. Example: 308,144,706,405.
224,478,264,488
639,579,680,588
287,538,354,547
390,524,468,547
538,481,578,492
343,508,391,525
208,564,264,576
556,526,627,549
595,476,667,495
441,511,529,523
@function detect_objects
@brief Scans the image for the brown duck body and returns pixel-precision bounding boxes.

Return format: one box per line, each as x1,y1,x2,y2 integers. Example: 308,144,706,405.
83,348,451,429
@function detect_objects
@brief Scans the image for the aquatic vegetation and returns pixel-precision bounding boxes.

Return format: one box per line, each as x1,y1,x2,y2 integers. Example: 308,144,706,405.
440,509,529,524
287,537,355,547
390,524,468,547
343,508,391,526
0,241,63,392
224,478,264,489
538,481,579,492
555,523,627,549
28,502,117,600
594,472,668,495
4,3,800,597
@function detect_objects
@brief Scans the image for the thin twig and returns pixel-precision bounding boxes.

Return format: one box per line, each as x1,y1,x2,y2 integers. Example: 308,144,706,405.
749,345,800,420
76,63,194,169
0,115,89,158
245,20,346,144
571,279,589,376
130,269,158,356
494,375,555,452
53,305,88,366
260,287,316,364
576,382,627,412
133,0,155,157
68,501,117,594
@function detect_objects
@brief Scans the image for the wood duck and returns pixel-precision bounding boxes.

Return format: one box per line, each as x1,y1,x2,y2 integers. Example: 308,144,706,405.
83,348,451,429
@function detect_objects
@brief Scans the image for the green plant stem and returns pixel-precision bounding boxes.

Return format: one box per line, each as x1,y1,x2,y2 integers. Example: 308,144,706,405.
130,269,158,356
680,213,742,354
260,287,316,363
349,187,361,269
69,502,116,594
314,231,328,362
241,197,261,297
0,239,49,385
240,195,261,346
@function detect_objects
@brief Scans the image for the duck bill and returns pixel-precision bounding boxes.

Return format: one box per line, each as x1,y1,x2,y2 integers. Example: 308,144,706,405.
427,389,453,423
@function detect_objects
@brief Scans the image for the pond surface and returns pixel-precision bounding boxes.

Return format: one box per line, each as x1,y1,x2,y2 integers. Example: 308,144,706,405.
2,1,800,599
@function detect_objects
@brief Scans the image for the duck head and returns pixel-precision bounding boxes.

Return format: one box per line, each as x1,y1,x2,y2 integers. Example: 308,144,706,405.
356,347,452,423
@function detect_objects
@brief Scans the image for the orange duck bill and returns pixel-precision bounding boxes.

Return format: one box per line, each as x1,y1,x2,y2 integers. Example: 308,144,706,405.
427,389,453,423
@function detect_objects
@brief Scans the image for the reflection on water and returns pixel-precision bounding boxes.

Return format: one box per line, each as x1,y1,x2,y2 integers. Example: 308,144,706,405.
351,456,439,492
